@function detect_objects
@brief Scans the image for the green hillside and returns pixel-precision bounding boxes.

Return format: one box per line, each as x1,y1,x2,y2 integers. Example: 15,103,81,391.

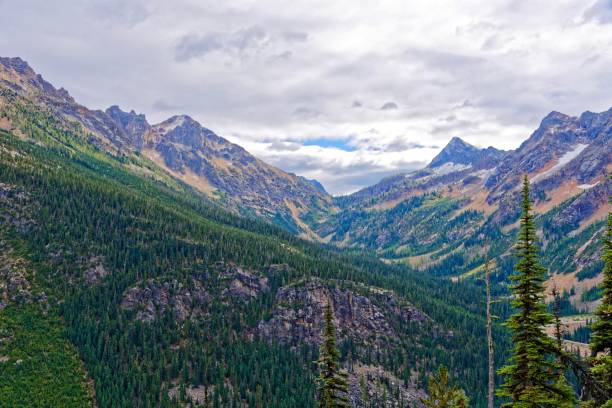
0,103,510,406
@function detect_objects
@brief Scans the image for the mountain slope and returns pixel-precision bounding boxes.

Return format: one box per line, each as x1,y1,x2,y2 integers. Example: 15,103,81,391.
106,106,334,234
0,122,506,407
0,57,333,236
319,114,610,310
0,57,508,406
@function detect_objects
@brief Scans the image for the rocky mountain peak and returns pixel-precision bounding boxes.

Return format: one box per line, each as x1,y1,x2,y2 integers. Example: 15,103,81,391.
0,56,74,102
429,137,479,168
540,110,573,126
151,114,225,149
524,110,577,146
578,108,612,137
0,56,34,75
105,105,150,149
428,136,504,170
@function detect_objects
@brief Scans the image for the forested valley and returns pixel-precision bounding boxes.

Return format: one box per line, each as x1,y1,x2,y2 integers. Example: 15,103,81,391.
0,56,610,407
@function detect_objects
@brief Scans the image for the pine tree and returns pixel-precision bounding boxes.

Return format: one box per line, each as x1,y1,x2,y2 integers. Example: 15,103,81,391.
589,205,612,405
485,260,495,408
317,302,349,408
498,175,575,406
420,366,469,408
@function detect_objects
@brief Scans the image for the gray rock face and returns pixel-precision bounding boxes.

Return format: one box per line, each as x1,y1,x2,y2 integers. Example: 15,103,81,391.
83,258,109,285
216,262,269,301
251,279,430,406
105,105,150,149
548,181,611,235
254,279,428,348
119,262,271,323
347,364,425,408
121,279,210,323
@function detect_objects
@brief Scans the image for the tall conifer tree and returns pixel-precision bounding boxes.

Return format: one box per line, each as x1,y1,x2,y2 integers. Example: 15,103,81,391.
485,260,496,408
317,302,349,408
498,175,574,406
589,204,612,405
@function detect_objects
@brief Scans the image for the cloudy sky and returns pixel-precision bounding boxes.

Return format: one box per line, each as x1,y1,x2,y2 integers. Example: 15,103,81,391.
1,0,611,194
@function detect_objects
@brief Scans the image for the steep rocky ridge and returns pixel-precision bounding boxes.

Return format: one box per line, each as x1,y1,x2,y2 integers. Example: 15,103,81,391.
0,57,333,234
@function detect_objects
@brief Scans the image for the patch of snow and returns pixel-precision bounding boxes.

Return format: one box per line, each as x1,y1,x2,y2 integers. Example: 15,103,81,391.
154,116,185,134
530,144,589,183
578,181,599,190
432,162,472,175
474,167,497,185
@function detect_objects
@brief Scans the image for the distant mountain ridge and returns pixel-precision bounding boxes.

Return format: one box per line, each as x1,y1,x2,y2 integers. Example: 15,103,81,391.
106,105,333,232
0,57,333,235
318,107,610,310
0,55,609,311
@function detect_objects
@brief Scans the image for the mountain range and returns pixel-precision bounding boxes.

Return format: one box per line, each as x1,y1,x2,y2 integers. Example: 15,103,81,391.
321,107,610,311
2,56,610,309
0,56,609,407
0,56,333,236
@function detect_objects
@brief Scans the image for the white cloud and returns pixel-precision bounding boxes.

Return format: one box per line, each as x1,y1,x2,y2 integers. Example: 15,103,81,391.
0,0,610,194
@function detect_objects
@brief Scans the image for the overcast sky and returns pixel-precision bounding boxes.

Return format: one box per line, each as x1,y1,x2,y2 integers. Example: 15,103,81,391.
1,0,611,194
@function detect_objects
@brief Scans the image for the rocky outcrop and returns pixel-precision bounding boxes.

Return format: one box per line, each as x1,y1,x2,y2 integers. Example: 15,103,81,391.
121,279,210,323
216,262,269,301
83,258,109,285
251,279,430,406
348,363,425,408
105,105,150,149
547,181,611,236
254,279,428,348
